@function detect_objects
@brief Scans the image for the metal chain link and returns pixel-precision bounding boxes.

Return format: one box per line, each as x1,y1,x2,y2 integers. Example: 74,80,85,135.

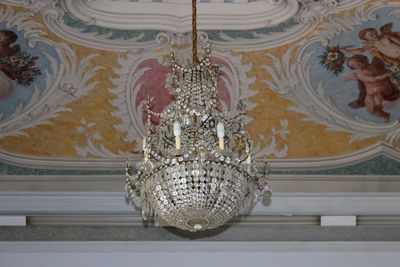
192,0,199,64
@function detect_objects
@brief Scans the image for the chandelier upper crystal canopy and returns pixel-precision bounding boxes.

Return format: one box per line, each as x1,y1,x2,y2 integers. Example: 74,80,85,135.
124,0,271,232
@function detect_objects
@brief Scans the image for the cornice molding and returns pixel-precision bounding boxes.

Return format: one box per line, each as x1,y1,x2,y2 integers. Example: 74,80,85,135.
1,174,400,193
269,142,400,170
2,191,400,216
1,241,400,253
0,142,398,171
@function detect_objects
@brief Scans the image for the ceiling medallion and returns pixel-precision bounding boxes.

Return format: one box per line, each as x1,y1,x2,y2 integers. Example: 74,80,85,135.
125,0,271,232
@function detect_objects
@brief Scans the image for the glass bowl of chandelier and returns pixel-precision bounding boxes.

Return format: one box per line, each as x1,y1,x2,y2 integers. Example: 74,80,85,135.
125,48,271,232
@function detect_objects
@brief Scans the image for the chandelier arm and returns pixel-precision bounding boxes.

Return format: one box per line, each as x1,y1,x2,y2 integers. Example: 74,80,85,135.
192,0,199,64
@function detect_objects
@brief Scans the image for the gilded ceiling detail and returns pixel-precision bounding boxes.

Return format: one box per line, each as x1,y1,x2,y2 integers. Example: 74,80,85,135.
0,0,399,171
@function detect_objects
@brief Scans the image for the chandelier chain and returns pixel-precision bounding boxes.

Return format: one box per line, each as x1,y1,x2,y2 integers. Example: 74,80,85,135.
192,0,198,64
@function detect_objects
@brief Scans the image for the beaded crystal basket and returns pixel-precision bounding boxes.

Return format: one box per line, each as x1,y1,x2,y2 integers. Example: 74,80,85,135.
125,47,271,231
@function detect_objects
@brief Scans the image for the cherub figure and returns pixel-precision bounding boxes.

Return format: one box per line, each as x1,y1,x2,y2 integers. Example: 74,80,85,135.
341,23,400,67
0,30,20,56
347,55,400,122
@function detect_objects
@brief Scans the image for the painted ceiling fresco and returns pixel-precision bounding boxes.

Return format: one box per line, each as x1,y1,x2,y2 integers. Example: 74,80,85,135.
1,0,400,172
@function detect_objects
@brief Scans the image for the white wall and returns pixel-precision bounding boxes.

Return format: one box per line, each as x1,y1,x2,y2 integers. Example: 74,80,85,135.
1,241,400,267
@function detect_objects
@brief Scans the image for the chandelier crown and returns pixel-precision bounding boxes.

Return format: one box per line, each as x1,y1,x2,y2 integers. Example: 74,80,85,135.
170,49,219,111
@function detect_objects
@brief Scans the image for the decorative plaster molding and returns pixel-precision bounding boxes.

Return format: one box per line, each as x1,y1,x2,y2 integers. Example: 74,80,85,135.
0,148,129,170
269,141,400,170
4,0,367,51
1,141,399,170
4,0,56,13
61,0,298,33
2,191,400,216
2,173,400,193
1,241,400,253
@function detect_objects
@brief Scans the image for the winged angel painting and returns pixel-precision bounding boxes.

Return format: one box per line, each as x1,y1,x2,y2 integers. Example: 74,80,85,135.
319,22,400,122
262,4,400,143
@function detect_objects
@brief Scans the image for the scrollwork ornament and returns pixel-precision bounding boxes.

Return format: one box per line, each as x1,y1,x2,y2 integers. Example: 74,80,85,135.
5,0,364,51
0,7,103,138
7,0,58,14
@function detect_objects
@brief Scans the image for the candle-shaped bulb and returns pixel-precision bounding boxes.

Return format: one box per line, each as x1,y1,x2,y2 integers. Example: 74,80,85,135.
143,137,149,163
125,159,131,174
217,122,225,138
173,121,181,150
246,154,251,165
173,121,181,137
142,137,147,151
217,122,225,150
245,142,251,164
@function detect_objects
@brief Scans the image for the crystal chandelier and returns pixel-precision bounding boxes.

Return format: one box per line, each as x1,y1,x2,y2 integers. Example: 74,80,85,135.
125,0,271,232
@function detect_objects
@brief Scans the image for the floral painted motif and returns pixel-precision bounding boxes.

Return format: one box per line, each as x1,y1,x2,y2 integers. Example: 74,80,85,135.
0,29,41,87
319,46,347,76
